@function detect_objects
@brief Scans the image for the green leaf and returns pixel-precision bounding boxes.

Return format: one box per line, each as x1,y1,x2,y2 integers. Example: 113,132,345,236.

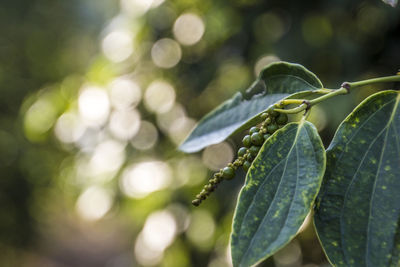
382,0,397,7
231,121,326,267
314,91,400,267
179,62,322,153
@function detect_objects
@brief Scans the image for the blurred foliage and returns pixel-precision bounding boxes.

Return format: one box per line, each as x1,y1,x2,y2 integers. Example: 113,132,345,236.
0,0,399,266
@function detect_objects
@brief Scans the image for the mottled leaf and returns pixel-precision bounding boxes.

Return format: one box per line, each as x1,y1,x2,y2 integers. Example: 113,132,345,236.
231,121,326,267
179,62,322,153
314,90,400,266
382,0,397,7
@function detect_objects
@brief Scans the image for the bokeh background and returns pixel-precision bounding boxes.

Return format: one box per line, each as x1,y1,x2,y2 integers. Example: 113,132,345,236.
0,0,399,266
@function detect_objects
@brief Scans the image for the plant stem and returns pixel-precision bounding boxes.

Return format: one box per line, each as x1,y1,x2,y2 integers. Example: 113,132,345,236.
308,87,348,106
279,99,304,105
274,103,308,114
274,74,400,114
347,75,400,89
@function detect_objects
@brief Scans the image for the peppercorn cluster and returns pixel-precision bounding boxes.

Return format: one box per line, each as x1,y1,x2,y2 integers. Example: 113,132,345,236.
192,110,288,206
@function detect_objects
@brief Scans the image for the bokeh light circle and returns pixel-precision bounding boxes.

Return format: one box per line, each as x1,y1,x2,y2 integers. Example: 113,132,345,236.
151,38,182,68
144,80,176,114
173,13,205,46
102,30,134,62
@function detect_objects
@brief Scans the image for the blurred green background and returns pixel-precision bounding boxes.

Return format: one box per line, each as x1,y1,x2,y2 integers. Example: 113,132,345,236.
0,0,399,266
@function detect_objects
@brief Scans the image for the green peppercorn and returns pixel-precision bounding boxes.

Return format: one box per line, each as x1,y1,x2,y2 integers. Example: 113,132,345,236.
268,109,280,117
205,184,213,191
249,145,261,157
249,126,260,135
259,127,267,134
260,112,268,120
222,166,235,180
192,199,201,206
251,132,264,145
243,161,251,171
265,117,272,124
238,147,246,157
233,161,242,167
246,153,254,162
263,133,271,140
242,135,251,147
276,113,288,125
267,123,278,134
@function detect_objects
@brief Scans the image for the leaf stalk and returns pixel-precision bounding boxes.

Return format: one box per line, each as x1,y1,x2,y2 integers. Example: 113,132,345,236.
274,75,400,115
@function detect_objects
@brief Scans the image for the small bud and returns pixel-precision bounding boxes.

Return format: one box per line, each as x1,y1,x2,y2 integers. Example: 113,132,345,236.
210,178,218,185
192,199,201,206
341,82,351,91
233,160,243,167
260,112,268,120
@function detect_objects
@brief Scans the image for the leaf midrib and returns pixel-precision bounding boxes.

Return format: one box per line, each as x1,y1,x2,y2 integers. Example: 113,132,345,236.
334,95,398,265
366,94,400,266
236,127,297,243
239,123,307,266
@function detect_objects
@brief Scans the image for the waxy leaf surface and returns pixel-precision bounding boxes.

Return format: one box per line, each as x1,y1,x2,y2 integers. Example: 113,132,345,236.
179,62,322,153
231,121,326,267
314,90,400,267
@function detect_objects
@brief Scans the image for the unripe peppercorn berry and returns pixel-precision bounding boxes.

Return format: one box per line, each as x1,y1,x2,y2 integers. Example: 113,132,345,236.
260,112,268,120
249,145,261,157
249,126,260,135
242,135,251,147
267,123,278,134
268,110,280,117
238,147,247,157
222,167,235,180
192,199,201,206
251,132,264,145
276,113,288,125
265,117,272,124
246,153,254,162
243,161,251,171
